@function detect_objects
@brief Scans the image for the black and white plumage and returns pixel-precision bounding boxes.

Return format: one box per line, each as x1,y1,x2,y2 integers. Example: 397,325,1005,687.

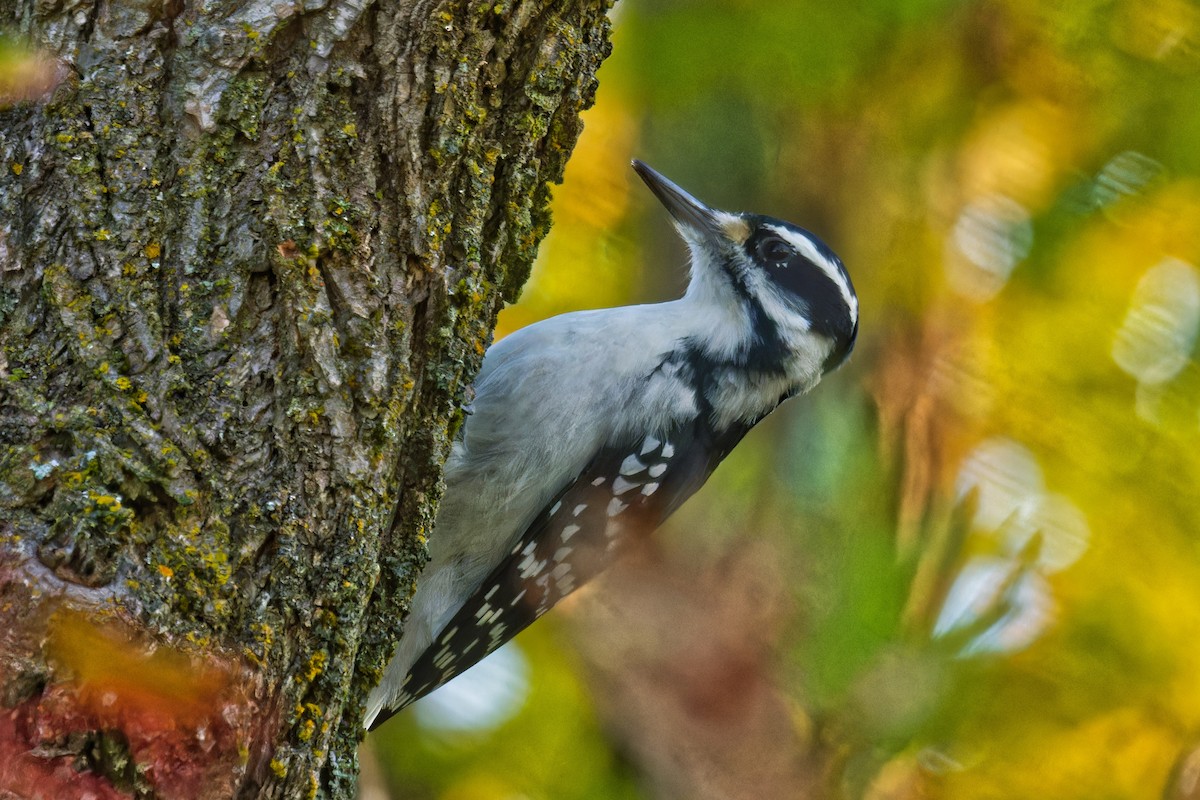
364,160,858,730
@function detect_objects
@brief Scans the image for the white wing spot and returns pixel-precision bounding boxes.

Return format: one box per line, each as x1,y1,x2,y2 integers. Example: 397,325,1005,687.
522,540,537,556
475,603,492,619
510,589,527,606
640,436,661,455
648,463,667,478
607,497,627,517
553,546,573,561
561,523,580,541
612,476,638,495
620,454,645,475
591,476,606,486
434,646,454,669
439,626,459,645
642,482,660,496
573,503,587,517
552,563,571,581
661,443,675,458
550,500,562,516
485,584,499,601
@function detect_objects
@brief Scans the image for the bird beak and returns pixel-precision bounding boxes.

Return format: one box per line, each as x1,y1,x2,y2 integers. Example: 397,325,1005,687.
632,160,738,244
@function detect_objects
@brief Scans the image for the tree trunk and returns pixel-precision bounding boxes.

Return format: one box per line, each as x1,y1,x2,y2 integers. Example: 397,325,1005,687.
0,0,611,796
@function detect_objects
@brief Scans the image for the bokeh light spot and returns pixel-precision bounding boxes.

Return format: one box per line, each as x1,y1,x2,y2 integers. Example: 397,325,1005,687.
1112,257,1200,386
947,194,1033,300
412,644,530,734
956,437,1044,532
1092,151,1165,211
934,556,1055,657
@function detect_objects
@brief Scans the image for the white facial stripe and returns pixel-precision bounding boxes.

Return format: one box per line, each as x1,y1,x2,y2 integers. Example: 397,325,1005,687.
768,224,858,320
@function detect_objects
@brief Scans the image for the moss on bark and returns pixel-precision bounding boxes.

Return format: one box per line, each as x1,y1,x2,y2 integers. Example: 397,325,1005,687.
0,1,613,796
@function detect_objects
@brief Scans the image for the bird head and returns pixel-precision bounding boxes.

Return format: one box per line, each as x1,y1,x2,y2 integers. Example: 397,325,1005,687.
633,160,858,375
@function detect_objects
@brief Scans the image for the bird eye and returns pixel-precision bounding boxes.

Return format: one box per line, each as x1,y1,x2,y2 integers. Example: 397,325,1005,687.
758,236,792,265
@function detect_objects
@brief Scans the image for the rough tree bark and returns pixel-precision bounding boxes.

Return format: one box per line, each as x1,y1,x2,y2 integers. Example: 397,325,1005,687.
0,0,611,797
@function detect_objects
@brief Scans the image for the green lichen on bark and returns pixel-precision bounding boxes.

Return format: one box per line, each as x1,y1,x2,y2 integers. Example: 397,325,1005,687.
0,0,612,797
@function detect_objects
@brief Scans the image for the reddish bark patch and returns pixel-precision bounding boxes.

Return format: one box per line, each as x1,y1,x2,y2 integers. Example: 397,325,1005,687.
0,702,133,800
0,594,272,800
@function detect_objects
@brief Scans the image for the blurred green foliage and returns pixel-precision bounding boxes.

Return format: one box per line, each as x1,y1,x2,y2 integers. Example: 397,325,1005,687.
370,1,1200,798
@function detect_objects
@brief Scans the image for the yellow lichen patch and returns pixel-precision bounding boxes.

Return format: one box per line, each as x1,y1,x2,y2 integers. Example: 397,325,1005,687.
10,162,22,175
88,491,120,507
158,564,174,579
298,718,316,741
304,650,327,682
143,242,161,259
295,701,324,742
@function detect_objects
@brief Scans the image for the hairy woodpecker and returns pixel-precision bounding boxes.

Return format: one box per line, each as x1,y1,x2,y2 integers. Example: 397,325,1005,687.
364,160,858,730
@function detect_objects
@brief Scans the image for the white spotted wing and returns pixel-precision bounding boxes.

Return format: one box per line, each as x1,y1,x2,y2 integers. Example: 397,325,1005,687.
369,419,752,727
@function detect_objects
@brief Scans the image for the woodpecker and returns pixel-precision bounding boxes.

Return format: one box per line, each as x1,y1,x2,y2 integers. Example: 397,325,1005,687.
364,160,858,730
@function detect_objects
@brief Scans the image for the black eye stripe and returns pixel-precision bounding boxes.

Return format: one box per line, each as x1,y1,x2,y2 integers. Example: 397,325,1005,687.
742,220,858,370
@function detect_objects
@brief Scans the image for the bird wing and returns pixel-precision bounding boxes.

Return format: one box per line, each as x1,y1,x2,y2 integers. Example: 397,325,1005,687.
367,418,753,729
